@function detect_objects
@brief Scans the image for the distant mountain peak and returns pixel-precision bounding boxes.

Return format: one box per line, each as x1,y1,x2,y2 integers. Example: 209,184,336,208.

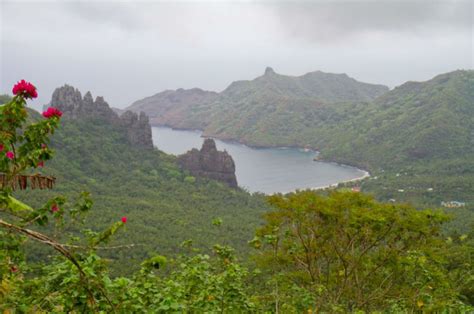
264,67,275,75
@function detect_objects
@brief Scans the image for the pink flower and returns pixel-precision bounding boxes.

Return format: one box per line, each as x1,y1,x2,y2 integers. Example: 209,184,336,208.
41,143,47,149
51,204,59,213
10,266,18,273
42,107,62,119
38,161,44,167
121,216,127,224
6,151,14,160
12,80,38,99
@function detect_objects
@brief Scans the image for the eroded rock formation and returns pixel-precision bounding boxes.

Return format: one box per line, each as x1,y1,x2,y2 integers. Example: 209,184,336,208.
177,139,238,188
120,111,153,149
49,85,153,149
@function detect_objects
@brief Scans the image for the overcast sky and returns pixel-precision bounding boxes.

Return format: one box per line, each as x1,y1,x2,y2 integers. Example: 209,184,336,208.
1,0,472,110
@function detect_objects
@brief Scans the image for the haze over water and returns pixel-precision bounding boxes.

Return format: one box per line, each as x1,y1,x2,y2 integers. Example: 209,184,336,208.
152,127,366,194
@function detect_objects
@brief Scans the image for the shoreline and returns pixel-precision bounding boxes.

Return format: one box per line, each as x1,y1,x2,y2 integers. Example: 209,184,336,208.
152,124,319,152
153,125,371,194
310,170,370,191
268,170,370,195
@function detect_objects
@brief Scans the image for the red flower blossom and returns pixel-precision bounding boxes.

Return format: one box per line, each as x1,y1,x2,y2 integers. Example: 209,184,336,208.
0,144,4,152
41,143,47,149
10,266,18,273
121,216,127,223
51,204,59,213
12,80,38,99
42,107,62,119
6,151,14,160
38,161,44,167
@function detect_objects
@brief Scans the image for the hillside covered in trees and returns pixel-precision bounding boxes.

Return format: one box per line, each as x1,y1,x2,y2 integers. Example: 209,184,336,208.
322,70,474,210
128,70,474,213
1,80,473,312
4,88,269,275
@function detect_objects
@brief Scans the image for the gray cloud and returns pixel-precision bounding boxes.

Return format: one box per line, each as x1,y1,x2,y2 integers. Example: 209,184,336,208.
271,1,472,43
59,2,144,31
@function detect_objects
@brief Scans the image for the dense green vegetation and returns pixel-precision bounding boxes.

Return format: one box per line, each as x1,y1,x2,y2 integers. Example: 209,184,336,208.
318,71,473,168
325,71,474,216
17,115,269,274
252,191,473,312
3,88,269,274
1,85,473,312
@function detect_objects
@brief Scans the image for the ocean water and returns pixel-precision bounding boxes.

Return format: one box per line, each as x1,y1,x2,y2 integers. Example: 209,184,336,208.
152,127,366,194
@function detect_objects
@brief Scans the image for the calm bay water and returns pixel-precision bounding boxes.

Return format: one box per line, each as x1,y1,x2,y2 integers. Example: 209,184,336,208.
152,127,367,194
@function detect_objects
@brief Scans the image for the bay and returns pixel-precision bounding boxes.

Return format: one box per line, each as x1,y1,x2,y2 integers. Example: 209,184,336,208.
152,127,367,194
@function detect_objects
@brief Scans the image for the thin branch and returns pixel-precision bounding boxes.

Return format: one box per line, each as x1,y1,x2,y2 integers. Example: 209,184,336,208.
0,218,116,311
61,243,144,250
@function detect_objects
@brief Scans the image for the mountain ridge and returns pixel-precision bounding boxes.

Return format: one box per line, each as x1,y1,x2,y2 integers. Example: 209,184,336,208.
125,68,389,131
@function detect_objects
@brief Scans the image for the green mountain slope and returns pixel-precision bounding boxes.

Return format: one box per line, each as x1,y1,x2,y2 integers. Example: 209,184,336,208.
126,68,389,137
320,70,474,167
16,111,268,274
317,70,474,207
216,67,389,104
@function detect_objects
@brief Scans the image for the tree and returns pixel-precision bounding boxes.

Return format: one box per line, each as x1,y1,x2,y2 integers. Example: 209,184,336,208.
252,190,471,312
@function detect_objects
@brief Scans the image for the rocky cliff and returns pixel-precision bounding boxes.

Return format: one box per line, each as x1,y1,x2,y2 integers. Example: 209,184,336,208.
120,111,153,148
49,85,153,149
177,139,238,188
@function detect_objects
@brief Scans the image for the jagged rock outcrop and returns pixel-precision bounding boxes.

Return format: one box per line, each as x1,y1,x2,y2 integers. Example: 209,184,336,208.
177,139,238,188
50,85,118,122
50,85,84,119
264,66,275,75
49,85,153,149
120,111,153,148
